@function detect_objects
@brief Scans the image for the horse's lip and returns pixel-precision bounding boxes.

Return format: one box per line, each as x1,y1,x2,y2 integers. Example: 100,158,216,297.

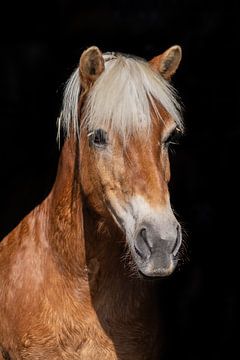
138,270,159,280
138,269,169,280
138,267,176,279
136,255,178,279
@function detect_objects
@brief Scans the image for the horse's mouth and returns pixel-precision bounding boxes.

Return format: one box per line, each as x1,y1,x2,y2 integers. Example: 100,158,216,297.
134,252,178,278
137,266,177,280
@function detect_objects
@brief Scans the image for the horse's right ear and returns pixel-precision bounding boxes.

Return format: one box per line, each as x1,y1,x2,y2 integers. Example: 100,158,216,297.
79,46,105,91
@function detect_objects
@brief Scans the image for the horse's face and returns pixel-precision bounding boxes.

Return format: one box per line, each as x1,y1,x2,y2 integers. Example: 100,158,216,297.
79,46,183,277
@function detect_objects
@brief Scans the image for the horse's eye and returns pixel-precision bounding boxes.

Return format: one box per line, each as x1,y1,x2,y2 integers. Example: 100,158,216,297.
164,127,181,147
88,129,108,148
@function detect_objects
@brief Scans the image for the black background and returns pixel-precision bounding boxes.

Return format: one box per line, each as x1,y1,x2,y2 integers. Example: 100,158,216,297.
0,1,238,359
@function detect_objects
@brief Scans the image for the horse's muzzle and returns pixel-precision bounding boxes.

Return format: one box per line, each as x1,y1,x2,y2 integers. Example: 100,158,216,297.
133,223,182,277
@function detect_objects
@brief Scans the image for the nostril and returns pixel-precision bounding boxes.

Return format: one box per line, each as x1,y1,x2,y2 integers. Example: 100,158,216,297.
140,228,152,251
134,244,144,258
172,225,182,256
134,228,152,260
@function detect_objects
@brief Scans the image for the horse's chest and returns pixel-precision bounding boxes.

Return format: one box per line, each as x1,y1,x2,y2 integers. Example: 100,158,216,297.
17,341,154,360
3,323,157,360
2,335,116,360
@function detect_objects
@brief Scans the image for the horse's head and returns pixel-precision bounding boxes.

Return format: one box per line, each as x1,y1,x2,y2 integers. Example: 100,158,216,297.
60,46,183,277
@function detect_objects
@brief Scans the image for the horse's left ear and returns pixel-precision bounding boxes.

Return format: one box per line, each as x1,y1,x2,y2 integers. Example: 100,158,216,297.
149,45,182,80
79,46,105,91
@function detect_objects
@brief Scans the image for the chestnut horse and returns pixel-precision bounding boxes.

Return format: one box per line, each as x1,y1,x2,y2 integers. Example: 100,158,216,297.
0,45,184,359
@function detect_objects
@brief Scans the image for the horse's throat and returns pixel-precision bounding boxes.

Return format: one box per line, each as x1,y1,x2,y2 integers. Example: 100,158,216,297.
82,205,154,322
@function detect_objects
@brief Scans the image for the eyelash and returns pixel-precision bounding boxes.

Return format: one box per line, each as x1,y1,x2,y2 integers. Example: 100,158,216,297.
163,128,181,148
88,129,108,148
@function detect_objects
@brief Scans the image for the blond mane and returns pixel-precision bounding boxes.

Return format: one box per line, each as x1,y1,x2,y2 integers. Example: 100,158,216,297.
58,52,183,142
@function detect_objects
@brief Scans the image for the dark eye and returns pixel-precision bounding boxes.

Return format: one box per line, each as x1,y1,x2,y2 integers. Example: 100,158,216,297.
88,129,108,148
163,127,182,148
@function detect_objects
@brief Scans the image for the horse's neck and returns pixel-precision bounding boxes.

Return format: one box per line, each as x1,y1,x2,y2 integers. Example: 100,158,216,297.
47,137,86,276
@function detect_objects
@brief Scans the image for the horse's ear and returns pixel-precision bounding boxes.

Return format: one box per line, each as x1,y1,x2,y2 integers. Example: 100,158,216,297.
149,45,182,80
79,46,105,91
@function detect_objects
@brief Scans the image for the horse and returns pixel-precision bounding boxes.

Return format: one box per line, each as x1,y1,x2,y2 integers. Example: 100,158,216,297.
0,45,184,359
